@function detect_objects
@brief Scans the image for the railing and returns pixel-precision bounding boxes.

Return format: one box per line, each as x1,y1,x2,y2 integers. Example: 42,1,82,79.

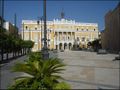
0,49,29,64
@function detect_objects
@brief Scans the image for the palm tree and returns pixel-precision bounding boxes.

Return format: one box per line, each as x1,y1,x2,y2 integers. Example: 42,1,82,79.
9,58,66,89
28,51,42,62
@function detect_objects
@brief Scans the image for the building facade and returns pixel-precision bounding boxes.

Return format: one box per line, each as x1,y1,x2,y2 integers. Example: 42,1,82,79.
101,3,120,53
4,22,18,35
21,19,99,51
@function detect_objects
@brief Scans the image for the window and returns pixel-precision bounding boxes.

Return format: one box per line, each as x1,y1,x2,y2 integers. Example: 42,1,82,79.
25,26,28,30
68,37,69,40
87,38,89,42
77,37,79,41
82,37,85,42
24,33,29,40
34,34,38,43
77,28,78,31
35,27,37,30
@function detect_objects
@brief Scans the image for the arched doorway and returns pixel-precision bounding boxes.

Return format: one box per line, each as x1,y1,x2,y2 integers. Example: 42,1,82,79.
59,43,62,50
56,45,58,50
69,43,72,50
64,43,67,50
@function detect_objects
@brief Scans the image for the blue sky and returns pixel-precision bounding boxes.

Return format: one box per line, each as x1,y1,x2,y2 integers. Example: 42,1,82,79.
4,0,119,31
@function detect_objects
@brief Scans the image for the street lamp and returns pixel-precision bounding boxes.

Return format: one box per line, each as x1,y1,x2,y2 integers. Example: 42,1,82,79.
47,29,51,49
42,0,49,60
40,17,43,50
37,20,40,51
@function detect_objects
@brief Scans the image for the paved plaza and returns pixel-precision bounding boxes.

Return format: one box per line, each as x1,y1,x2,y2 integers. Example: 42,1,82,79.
0,51,120,89
0,55,28,89
58,51,120,89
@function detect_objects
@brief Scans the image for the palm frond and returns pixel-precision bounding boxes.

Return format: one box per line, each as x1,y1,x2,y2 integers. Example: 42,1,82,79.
9,52,70,89
12,63,37,76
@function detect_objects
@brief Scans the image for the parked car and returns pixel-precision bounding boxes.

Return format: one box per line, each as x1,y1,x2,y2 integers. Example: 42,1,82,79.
97,49,107,54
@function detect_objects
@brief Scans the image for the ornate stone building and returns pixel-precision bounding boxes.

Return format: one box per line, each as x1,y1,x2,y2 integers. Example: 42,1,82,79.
21,18,99,51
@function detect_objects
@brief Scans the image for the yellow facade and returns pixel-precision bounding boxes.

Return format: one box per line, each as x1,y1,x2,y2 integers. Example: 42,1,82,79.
21,19,99,51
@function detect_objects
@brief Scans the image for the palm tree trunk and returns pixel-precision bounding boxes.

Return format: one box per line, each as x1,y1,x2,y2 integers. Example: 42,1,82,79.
21,49,22,56
18,50,20,56
15,51,16,57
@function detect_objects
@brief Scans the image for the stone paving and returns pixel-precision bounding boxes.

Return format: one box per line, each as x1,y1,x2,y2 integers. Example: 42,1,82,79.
0,55,28,89
58,51,120,89
0,51,120,89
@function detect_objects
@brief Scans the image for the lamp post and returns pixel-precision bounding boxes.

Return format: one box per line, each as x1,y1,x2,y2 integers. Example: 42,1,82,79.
48,29,50,49
37,20,40,51
40,17,43,50
42,0,49,59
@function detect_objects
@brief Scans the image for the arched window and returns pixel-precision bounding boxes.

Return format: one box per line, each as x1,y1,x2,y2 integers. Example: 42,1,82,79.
68,36,69,40
82,37,85,42
77,37,79,41
35,27,37,30
77,28,78,31
25,26,28,30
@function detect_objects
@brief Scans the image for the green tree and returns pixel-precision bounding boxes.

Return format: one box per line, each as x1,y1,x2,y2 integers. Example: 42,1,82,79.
22,40,34,55
87,39,102,52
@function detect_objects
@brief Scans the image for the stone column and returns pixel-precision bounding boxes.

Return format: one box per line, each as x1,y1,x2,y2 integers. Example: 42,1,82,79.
62,32,63,50
66,32,68,42
67,32,69,50
71,32,72,41
61,32,63,41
